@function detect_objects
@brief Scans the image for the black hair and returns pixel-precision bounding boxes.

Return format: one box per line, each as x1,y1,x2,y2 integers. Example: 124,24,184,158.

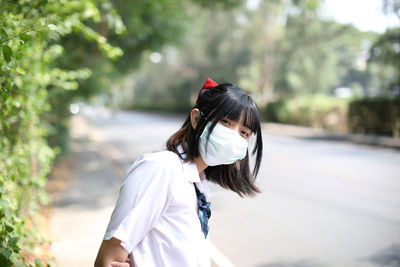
166,83,263,197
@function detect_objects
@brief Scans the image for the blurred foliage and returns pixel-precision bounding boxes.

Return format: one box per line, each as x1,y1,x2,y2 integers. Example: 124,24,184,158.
265,96,400,138
263,95,350,132
120,0,380,109
49,0,245,151
274,15,376,98
56,0,246,103
0,0,122,265
120,0,287,108
118,0,399,139
348,97,400,137
371,0,400,96
367,27,400,96
118,1,263,110
383,0,400,18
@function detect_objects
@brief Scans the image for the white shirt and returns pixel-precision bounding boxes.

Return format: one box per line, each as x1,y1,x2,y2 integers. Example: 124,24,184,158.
103,149,212,267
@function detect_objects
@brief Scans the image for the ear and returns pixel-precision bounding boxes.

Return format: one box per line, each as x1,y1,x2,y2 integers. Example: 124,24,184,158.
190,108,202,129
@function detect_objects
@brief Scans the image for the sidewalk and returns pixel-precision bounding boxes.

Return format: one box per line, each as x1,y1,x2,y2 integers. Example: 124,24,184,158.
49,116,122,267
262,122,400,149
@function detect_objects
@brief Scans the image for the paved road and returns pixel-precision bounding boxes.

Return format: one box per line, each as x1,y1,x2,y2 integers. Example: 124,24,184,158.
56,106,400,267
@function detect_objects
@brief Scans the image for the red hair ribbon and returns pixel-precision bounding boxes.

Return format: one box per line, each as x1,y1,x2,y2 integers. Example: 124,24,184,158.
196,77,218,103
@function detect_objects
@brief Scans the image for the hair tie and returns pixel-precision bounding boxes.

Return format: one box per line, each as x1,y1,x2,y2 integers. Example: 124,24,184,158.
196,77,218,103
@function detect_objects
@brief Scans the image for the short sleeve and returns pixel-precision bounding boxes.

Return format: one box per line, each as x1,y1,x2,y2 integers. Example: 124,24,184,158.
103,155,175,253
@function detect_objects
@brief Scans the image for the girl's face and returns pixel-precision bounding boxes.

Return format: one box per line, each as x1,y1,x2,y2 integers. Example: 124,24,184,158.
218,116,252,141
198,113,250,167
190,108,253,140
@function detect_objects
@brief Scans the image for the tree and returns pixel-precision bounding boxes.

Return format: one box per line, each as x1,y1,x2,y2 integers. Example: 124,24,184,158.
118,0,378,109
273,10,376,98
367,27,400,96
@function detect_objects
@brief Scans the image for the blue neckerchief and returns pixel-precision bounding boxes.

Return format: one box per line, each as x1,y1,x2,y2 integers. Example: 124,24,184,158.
194,184,211,238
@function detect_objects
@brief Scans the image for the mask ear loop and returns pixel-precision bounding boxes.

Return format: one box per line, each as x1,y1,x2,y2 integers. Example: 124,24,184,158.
199,111,209,121
199,110,211,155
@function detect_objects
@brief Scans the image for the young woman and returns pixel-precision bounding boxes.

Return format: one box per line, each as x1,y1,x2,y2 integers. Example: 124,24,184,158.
94,78,263,267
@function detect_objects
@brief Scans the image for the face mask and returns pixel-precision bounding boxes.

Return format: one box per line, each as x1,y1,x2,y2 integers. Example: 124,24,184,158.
199,121,248,166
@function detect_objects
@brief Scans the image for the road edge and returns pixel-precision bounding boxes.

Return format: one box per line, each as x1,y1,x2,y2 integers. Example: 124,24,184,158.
262,122,400,149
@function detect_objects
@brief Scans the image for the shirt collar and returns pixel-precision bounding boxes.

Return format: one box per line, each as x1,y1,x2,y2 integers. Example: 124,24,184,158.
183,161,201,183
197,172,212,198
177,144,201,183
176,145,212,198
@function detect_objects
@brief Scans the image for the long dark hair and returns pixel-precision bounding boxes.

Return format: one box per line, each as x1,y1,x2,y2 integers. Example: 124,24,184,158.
166,83,263,197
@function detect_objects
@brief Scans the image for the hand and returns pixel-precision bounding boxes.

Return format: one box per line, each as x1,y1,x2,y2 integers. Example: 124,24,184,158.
110,262,129,267
111,255,130,267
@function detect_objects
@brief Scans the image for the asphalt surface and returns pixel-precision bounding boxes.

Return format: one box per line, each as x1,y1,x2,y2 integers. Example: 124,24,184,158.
51,106,400,267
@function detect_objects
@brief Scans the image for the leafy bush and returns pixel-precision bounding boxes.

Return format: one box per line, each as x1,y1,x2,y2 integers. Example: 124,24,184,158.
264,95,349,132
264,96,400,137
0,1,122,266
348,98,400,137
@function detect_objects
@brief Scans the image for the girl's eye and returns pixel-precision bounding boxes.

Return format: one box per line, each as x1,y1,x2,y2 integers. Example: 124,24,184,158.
241,131,250,137
240,129,252,138
221,119,230,126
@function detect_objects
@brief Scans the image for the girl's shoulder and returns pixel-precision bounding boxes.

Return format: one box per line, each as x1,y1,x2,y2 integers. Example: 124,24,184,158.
126,149,183,176
141,149,182,165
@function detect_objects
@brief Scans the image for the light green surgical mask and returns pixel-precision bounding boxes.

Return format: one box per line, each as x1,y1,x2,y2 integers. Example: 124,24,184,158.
199,121,248,166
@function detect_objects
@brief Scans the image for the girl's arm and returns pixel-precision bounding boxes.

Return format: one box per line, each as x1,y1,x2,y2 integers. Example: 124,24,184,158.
97,157,175,266
94,237,129,267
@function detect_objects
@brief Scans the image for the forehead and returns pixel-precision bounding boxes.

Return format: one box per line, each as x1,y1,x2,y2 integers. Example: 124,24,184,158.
224,114,250,129
224,109,257,132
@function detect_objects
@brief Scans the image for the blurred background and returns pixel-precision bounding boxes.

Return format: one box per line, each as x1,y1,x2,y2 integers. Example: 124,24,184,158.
0,0,399,266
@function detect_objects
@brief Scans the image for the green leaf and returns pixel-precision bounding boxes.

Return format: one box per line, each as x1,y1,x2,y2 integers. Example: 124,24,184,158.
1,25,9,37
34,258,41,267
7,236,18,247
2,45,12,63
12,246,20,253
14,52,22,60
38,31,44,42
48,24,57,31
16,67,25,74
4,222,14,232
0,252,11,267
20,33,30,44
5,80,13,90
0,247,12,259
0,199,9,208
2,90,7,102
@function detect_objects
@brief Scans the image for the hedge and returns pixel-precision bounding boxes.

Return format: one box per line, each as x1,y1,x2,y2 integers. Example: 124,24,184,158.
263,95,349,133
0,1,121,266
264,96,400,137
348,97,400,137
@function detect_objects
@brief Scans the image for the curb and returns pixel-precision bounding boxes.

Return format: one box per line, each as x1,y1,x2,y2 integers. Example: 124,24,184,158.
262,122,400,149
